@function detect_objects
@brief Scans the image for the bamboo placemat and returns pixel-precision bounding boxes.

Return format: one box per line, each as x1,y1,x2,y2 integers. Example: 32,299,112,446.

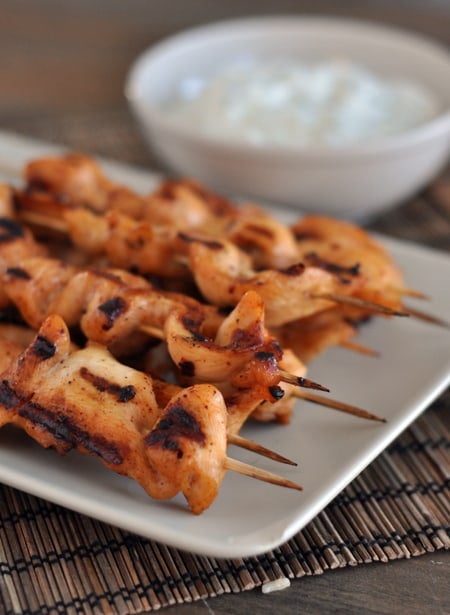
0,111,449,614
1,401,448,614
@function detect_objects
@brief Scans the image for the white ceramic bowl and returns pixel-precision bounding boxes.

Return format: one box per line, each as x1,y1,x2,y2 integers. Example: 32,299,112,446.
125,16,450,218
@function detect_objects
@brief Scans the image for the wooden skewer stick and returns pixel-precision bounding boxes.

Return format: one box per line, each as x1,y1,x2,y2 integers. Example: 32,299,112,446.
339,339,380,357
278,369,330,392
400,288,429,300
293,389,386,423
141,326,330,392
225,457,303,491
403,305,449,329
227,433,297,466
23,211,441,326
311,292,409,317
18,211,438,326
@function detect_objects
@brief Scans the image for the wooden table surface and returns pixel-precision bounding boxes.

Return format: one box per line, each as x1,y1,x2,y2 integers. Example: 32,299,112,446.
1,2,449,614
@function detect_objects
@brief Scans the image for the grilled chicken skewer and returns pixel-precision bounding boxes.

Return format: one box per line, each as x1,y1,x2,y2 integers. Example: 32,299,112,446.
23,152,236,225
1,184,286,370
13,153,421,303
292,215,409,313
0,314,302,514
0,322,298,467
21,152,300,269
16,153,424,311
2,256,328,396
15,156,438,366
0,185,48,308
0,182,371,370
151,378,297,465
15,157,412,316
0,178,386,428
0,249,332,431
1,253,385,426
17,199,410,325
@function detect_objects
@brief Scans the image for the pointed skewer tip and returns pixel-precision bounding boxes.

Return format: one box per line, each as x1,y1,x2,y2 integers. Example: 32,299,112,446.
227,433,298,466
294,389,387,423
297,376,330,393
339,340,380,358
278,369,330,392
313,292,409,317
225,457,303,491
403,305,450,329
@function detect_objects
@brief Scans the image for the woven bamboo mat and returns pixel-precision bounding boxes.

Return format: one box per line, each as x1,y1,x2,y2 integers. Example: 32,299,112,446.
1,401,448,614
0,111,449,614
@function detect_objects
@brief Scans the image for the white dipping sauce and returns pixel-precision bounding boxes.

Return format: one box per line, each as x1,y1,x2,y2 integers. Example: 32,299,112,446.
164,59,440,147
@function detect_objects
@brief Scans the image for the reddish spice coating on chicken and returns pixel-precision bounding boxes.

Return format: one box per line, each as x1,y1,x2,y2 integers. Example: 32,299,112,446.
0,314,229,514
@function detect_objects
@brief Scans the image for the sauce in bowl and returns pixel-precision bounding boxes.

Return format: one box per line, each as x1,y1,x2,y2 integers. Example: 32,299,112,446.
164,59,440,147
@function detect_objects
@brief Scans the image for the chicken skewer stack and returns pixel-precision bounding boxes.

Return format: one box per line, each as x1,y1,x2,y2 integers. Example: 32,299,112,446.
0,151,431,514
0,182,326,513
1,178,378,426
0,313,304,515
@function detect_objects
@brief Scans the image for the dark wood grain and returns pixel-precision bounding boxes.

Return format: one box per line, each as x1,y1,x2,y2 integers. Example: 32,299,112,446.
164,552,450,615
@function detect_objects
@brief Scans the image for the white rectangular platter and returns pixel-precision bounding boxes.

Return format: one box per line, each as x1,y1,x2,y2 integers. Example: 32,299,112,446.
0,131,448,558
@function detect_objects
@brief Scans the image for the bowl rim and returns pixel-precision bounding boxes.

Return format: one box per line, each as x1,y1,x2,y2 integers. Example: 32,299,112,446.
125,14,450,160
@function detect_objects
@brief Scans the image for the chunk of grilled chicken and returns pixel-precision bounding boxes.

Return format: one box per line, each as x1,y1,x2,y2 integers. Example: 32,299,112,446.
227,203,299,270
0,314,159,458
145,383,227,515
0,184,48,307
3,257,303,398
24,153,237,226
144,178,237,229
184,236,342,327
3,256,155,355
0,314,228,513
24,152,146,217
292,215,405,315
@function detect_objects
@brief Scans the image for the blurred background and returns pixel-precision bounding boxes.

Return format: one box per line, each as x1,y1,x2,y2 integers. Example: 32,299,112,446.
1,0,449,169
